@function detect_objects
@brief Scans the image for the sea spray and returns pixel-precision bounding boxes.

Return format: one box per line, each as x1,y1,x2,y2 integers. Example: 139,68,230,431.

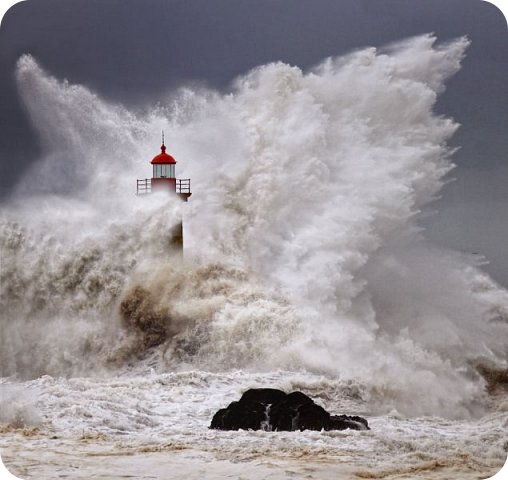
2,34,508,417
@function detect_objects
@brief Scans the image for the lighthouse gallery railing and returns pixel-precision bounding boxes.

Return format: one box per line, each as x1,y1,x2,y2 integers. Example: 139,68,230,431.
136,178,151,194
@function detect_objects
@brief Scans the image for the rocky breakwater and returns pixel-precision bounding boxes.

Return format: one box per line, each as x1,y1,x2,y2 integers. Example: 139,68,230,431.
210,388,369,432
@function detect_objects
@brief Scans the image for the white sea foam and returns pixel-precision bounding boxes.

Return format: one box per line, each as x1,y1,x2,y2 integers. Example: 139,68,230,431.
1,34,508,425
0,371,506,479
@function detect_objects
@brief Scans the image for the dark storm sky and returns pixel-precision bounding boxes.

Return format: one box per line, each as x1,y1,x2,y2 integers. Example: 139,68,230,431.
0,0,507,284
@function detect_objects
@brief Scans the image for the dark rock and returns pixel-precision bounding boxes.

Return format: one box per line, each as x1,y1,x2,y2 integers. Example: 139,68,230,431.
294,402,331,431
270,391,329,432
329,414,369,431
210,388,370,432
476,361,508,394
239,388,287,406
210,400,266,430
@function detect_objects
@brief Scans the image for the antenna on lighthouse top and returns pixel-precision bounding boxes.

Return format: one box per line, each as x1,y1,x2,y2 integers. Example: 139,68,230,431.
160,130,166,153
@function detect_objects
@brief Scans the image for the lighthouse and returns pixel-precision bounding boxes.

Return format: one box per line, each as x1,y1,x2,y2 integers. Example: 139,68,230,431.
136,134,191,251
137,133,191,201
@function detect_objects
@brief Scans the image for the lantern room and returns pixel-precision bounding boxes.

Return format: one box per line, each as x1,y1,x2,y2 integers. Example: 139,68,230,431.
150,142,177,194
151,144,176,179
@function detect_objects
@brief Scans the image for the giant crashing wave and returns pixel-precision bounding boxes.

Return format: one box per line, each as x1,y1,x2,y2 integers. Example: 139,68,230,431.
1,34,507,418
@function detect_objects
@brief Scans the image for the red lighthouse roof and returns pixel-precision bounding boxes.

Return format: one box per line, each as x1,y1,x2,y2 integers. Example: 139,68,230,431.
151,144,177,165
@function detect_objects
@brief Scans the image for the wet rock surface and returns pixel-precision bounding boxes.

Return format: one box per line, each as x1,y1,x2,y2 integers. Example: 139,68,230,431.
210,388,369,432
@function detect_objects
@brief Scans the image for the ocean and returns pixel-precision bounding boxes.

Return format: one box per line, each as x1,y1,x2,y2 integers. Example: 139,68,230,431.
1,34,507,479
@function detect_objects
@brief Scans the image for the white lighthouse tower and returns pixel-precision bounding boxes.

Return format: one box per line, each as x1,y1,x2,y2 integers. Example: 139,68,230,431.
136,134,191,250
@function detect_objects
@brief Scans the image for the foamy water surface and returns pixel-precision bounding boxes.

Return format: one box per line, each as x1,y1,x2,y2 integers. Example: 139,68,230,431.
1,33,507,479
1,370,507,479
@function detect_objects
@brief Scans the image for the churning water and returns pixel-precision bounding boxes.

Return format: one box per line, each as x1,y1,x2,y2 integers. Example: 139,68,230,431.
1,34,507,479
